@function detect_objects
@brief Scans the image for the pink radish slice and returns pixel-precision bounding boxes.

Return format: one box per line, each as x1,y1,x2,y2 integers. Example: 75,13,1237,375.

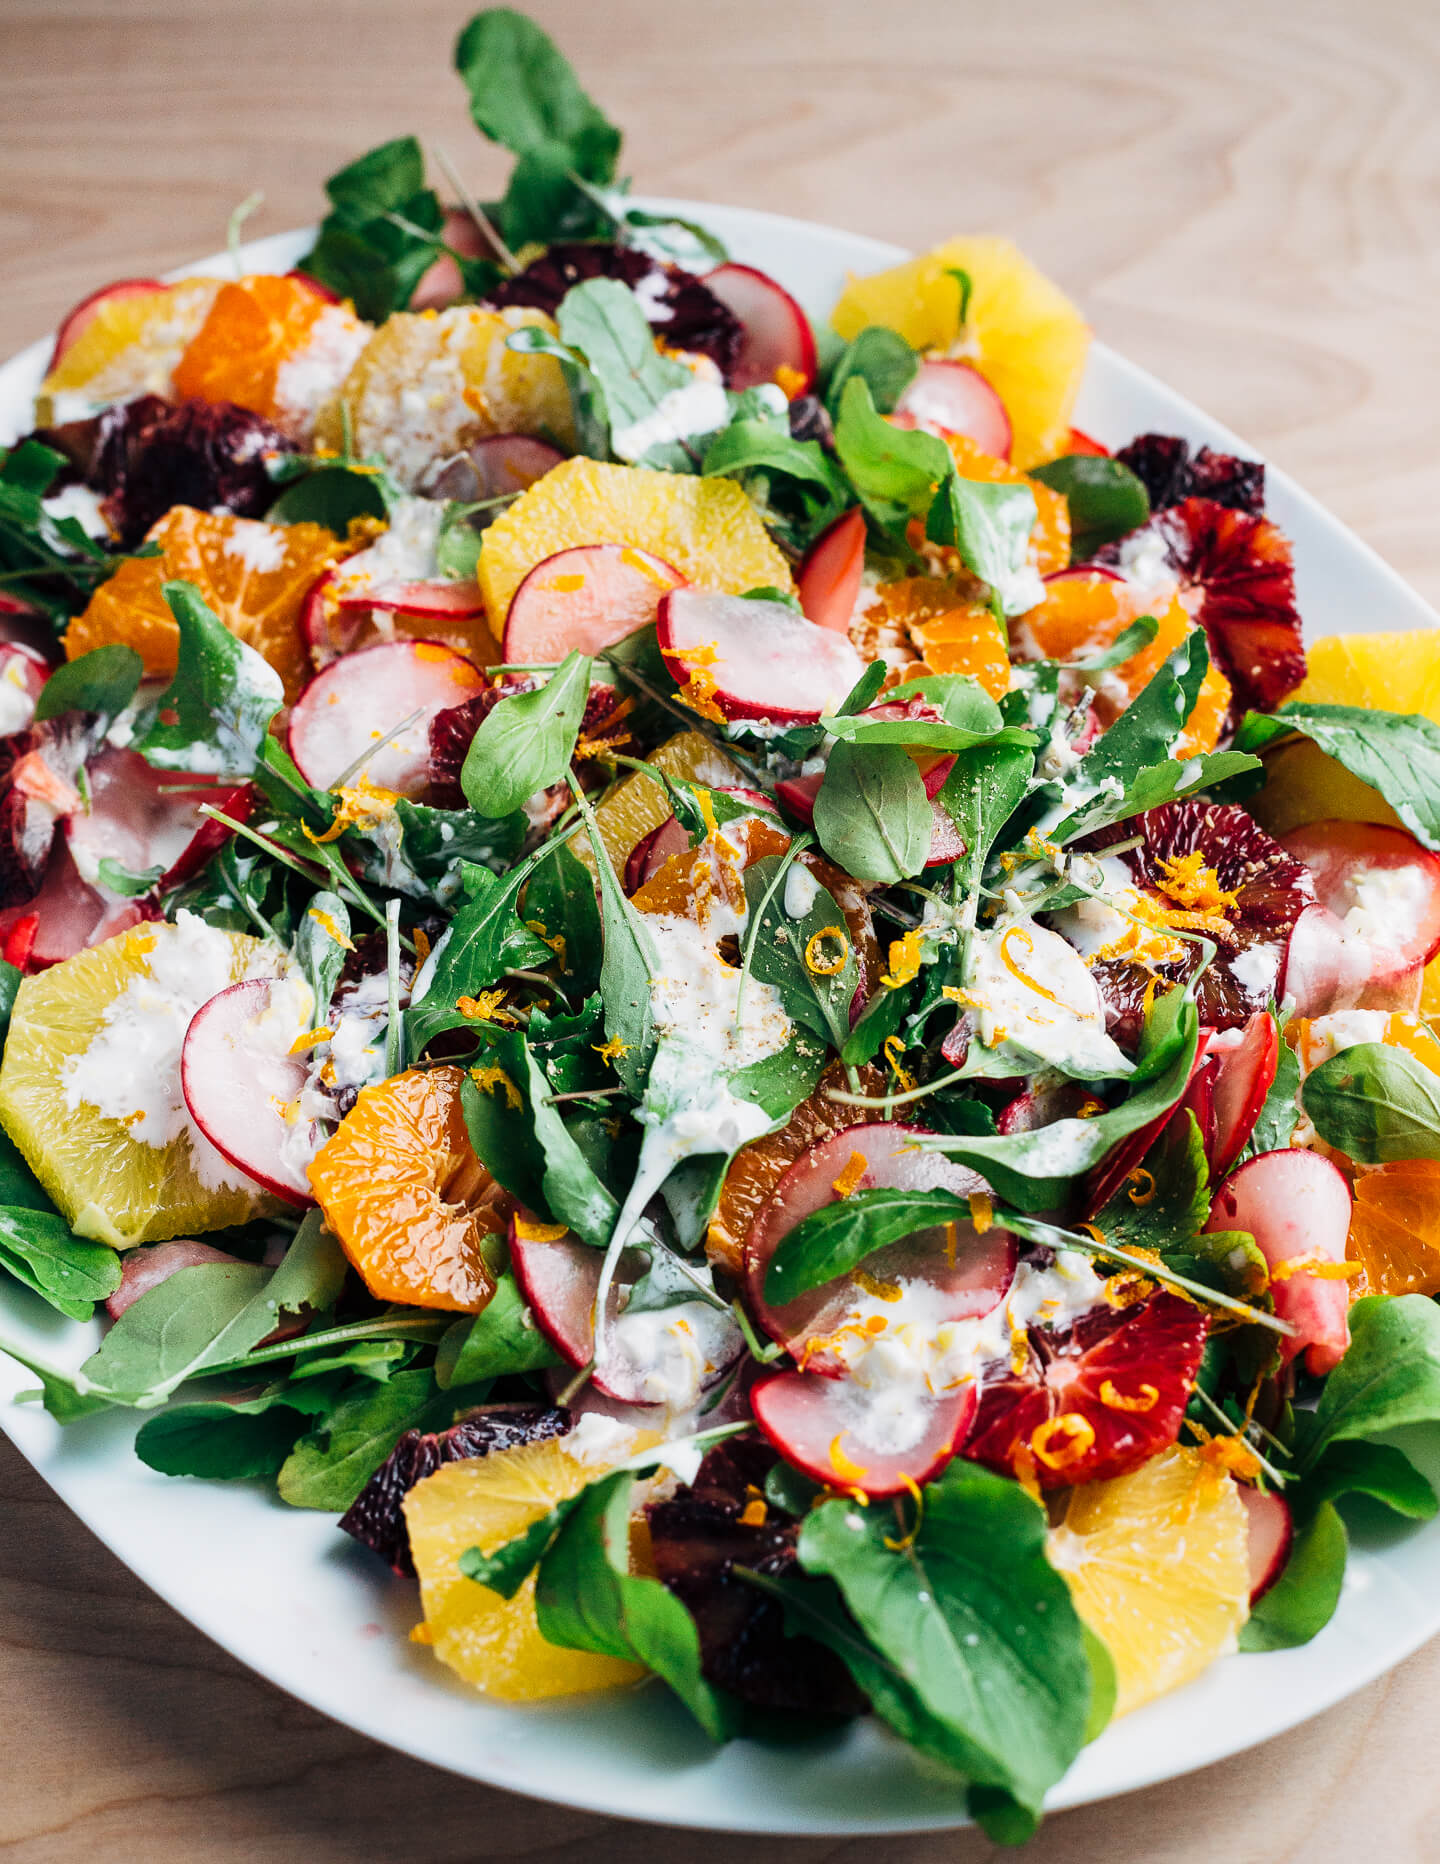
65,750,250,892
358,580,485,620
299,568,359,666
925,798,967,868
1281,904,1373,1019
1281,820,1440,988
892,360,1012,461
409,209,494,313
1208,1010,1280,1177
0,644,50,729
702,263,818,394
287,270,341,304
0,840,152,967
797,508,866,635
47,278,166,372
996,1081,1094,1135
426,434,566,503
288,639,484,795
658,589,866,726
752,1369,976,1499
1206,1149,1353,1375
502,543,684,665
106,1239,243,1319
622,785,780,894
181,979,321,1205
775,769,822,824
1239,1485,1294,1604
745,1123,1013,1371
1084,1031,1215,1217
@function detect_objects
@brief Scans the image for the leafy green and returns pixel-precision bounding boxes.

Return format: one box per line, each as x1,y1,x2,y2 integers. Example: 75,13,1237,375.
937,740,1035,905
435,1269,560,1387
1301,1295,1440,1472
1303,1439,1437,1521
825,325,918,418
0,1125,53,1214
1302,1043,1440,1163
1027,454,1150,560
295,890,351,1022
1094,1111,1210,1255
764,1186,972,1303
1237,703,1440,850
34,645,142,724
0,440,151,624
926,473,1039,620
0,1208,121,1320
347,798,527,905
133,581,283,778
1240,1501,1347,1652
701,419,849,547
571,781,659,1093
522,841,602,996
832,377,950,534
405,856,557,1052
812,739,932,883
278,1368,459,1511
556,279,720,469
461,1493,586,1597
298,136,455,323
1245,1020,1300,1156
266,464,390,533
134,1392,313,1481
462,650,592,817
740,855,859,1050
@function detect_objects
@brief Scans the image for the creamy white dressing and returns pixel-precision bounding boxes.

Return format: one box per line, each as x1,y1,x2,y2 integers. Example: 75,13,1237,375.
608,1298,738,1409
331,494,448,599
42,483,110,539
1229,942,1279,996
1338,862,1431,952
966,913,1132,1077
0,658,37,736
783,862,820,919
611,372,731,463
273,305,371,439
222,519,288,575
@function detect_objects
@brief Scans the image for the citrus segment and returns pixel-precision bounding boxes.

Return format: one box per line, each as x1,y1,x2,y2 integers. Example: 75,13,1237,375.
403,1428,659,1700
308,1064,506,1313
1349,1157,1440,1296
861,577,1009,699
38,277,222,411
568,730,744,879
480,458,793,629
832,237,1090,468
1293,630,1440,721
1250,737,1404,841
1047,1446,1250,1718
0,922,285,1246
65,506,344,701
314,306,575,490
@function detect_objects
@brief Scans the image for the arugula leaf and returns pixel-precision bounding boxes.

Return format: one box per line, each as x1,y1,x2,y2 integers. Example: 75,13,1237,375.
347,798,527,905
134,1391,312,1481
133,581,282,778
0,1125,54,1214
937,740,1035,906
812,740,931,884
740,854,859,1050
926,473,1039,620
0,444,150,623
35,645,143,724
557,279,724,468
571,781,659,1093
825,325,918,418
295,890,350,1021
522,841,602,996
299,136,454,323
1238,703,1440,851
0,1207,121,1320
1302,1439,1437,1521
95,857,163,897
1238,1501,1346,1652
435,1269,560,1387
1301,1043,1440,1164
462,650,592,818
701,419,849,546
1094,1110,1210,1255
1246,1026,1301,1156
278,1368,459,1511
1051,630,1209,819
833,377,950,534
461,1493,586,1597
1027,454,1150,560
535,1469,738,1740
797,1458,1091,1820
1300,1294,1440,1472
820,679,1026,756
266,464,390,534
405,857,556,1052
765,1186,971,1303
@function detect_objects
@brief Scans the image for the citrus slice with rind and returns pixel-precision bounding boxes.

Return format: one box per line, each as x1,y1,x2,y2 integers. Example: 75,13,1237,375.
403,1425,660,1700
313,305,575,489
1293,629,1440,721
38,277,222,416
65,505,344,701
0,921,286,1246
832,237,1089,468
479,458,793,630
568,728,744,879
307,1064,507,1314
1047,1445,1250,1717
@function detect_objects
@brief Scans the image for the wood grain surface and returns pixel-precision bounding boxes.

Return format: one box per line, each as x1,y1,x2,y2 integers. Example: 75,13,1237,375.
2,0,1439,1856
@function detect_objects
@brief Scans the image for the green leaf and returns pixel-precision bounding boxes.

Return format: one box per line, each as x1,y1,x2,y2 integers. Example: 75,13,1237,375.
454,8,620,180
797,1459,1091,1815
825,325,918,418
1302,1294,1440,1471
833,376,950,533
0,1125,54,1214
557,279,721,468
266,465,389,534
461,1494,584,1598
571,781,659,1093
1303,1439,1437,1521
1239,1501,1347,1652
0,1207,121,1320
535,1470,738,1740
522,841,602,996
1028,455,1150,560
936,740,1035,905
298,137,450,322
1245,1020,1300,1156
95,857,163,898
462,650,592,818
133,581,283,777
435,1269,560,1388
1301,1042,1440,1163
347,798,528,905
812,739,931,883
278,1368,455,1511
134,1393,309,1481
34,645,142,723
926,474,1039,620
765,1185,971,1303
1236,703,1440,851
405,857,556,1052
1094,1110,1210,1256
740,854,860,1051
295,891,351,1021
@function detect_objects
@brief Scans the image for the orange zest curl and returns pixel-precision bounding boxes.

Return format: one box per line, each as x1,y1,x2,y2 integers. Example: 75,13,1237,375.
1030,1412,1097,1471
854,1268,903,1303
1098,1378,1159,1413
882,1035,916,1092
1126,1168,1157,1206
880,927,926,989
828,1433,871,1485
455,989,516,1026
513,1214,569,1243
831,1150,870,1200
804,926,850,976
998,924,1067,1008
968,1192,994,1235
1269,1253,1363,1283
469,1063,522,1111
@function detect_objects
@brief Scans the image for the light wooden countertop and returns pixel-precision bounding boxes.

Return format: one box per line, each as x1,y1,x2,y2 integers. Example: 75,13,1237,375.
3,0,1439,1857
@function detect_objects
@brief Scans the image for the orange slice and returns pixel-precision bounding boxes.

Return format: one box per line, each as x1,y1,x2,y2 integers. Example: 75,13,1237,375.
171,275,368,436
38,277,222,413
861,576,1010,699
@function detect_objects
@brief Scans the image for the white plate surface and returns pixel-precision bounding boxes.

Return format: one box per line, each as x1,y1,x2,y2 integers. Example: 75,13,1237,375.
0,199,1437,1835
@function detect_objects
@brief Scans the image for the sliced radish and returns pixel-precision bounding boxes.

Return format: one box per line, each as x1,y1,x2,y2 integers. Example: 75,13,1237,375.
47,277,166,372
797,508,867,635
752,1368,976,1499
774,769,822,824
286,270,341,305
1084,1030,1214,1216
65,749,250,892
924,798,967,868
1066,428,1110,458
1281,903,1374,1019
181,978,321,1205
359,580,485,621
1281,821,1440,1000
106,1238,244,1320
1208,1010,1280,1177
409,208,494,314
658,589,866,726
288,640,485,795
745,1122,1013,1370
0,643,50,736
1206,1149,1354,1375
1239,1485,1294,1604
892,360,1012,461
424,434,566,503
702,263,818,394
0,840,153,968
996,1081,1093,1135
502,543,684,665
621,785,777,895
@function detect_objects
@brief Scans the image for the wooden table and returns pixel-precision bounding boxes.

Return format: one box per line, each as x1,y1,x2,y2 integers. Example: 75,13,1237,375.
2,0,1438,1855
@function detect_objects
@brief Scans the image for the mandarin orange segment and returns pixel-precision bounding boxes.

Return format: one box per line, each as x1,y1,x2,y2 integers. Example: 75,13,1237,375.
1016,569,1204,727
308,1064,506,1313
1350,1159,1440,1296
864,577,1010,700
172,275,329,419
65,506,344,701
1174,663,1232,757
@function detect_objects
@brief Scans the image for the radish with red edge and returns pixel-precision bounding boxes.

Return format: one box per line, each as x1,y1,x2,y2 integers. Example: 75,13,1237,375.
65,749,251,893
426,434,566,503
797,508,867,635
659,589,866,726
181,978,322,1206
47,278,166,372
745,1122,1013,1371
286,270,341,305
0,643,50,735
1207,1010,1280,1176
1084,1030,1214,1216
1239,1485,1294,1605
622,785,777,895
1206,1148,1353,1374
288,639,485,795
107,1239,244,1320
752,1368,976,1500
1281,820,1440,1001
0,841,153,968
892,360,1012,461
702,263,817,393
503,543,684,665
775,769,822,824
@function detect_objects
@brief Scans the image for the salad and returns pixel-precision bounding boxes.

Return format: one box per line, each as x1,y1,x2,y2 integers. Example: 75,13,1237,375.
5,8,1440,1841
